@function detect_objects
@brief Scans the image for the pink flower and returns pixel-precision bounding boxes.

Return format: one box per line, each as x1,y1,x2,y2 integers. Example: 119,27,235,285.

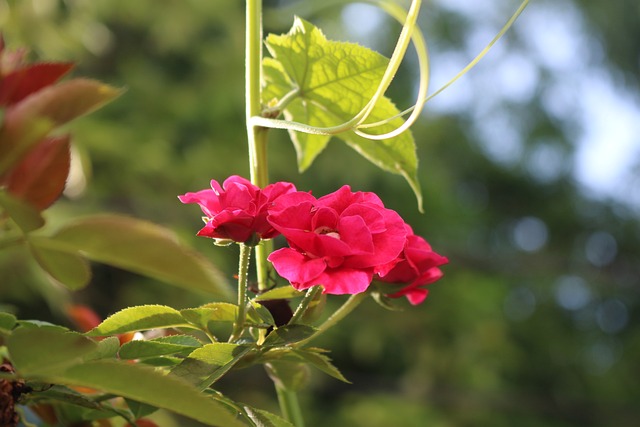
376,224,448,305
267,185,407,294
179,176,296,244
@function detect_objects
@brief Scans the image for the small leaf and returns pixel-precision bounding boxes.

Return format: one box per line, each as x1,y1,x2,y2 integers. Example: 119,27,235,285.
50,360,245,427
7,326,98,375
2,135,71,210
265,361,310,392
119,335,202,360
87,305,190,337
171,343,251,389
181,303,238,330
0,189,45,232
248,300,276,328
243,406,295,427
254,286,303,301
27,236,91,290
85,336,121,361
51,214,232,299
262,324,316,347
0,312,17,334
288,349,350,383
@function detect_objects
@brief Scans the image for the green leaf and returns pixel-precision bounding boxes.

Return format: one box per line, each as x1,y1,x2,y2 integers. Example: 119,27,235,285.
0,312,17,334
265,361,310,392
27,236,91,290
264,347,349,383
85,336,121,361
51,214,232,299
87,305,190,336
119,335,202,360
262,324,316,347
0,189,45,232
171,343,251,390
254,286,303,301
263,18,421,207
50,360,245,427
181,303,239,330
243,406,296,427
7,327,97,375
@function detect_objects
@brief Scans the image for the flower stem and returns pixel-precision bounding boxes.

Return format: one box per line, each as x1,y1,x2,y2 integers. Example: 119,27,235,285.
296,292,367,347
275,383,306,427
246,0,273,292
229,243,251,342
289,286,322,325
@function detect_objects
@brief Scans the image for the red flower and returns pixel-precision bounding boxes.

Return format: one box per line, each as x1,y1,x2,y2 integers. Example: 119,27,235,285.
179,176,296,244
376,224,448,305
267,185,407,294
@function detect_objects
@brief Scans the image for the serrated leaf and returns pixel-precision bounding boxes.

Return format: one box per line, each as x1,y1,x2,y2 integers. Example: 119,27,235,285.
248,300,276,328
119,335,202,360
181,303,239,330
0,189,45,232
7,327,97,375
263,18,421,207
265,361,310,392
288,349,350,383
2,135,71,210
171,343,251,389
262,324,316,347
85,336,121,361
87,305,190,336
27,236,91,290
50,360,244,427
254,286,303,301
51,214,232,299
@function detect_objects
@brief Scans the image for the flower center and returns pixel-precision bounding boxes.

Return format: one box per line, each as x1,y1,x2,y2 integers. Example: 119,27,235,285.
314,226,340,240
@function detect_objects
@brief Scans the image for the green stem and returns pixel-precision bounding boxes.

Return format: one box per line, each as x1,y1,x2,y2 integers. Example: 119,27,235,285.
229,243,251,342
246,0,272,292
296,292,367,347
288,286,322,325
275,383,306,427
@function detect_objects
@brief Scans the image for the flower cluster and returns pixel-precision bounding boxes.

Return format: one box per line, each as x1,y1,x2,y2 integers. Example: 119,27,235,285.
180,177,447,304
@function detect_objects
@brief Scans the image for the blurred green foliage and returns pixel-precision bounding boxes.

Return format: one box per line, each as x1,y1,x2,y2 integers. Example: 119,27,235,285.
1,0,638,426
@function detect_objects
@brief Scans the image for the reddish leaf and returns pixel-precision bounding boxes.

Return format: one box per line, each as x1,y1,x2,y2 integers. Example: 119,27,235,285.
0,62,75,106
2,135,71,210
0,78,122,174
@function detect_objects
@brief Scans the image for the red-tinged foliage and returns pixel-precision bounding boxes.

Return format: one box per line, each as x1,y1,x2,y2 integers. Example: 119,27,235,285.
1,135,71,210
67,304,102,332
0,62,75,106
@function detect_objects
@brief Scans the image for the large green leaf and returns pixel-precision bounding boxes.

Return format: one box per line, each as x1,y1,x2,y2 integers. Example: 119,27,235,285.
263,17,421,207
243,406,296,427
27,236,91,290
51,360,245,427
51,214,232,299
180,302,239,330
7,327,97,376
171,343,251,390
87,305,190,336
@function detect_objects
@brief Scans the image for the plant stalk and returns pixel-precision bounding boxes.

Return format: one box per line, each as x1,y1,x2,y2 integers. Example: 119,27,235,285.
275,383,306,427
229,243,251,342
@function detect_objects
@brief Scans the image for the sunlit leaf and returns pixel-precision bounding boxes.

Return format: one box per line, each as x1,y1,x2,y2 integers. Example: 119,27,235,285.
87,305,190,336
51,360,245,427
181,303,239,330
27,236,91,290
171,343,252,389
51,214,232,299
243,406,295,427
119,335,202,360
0,189,45,232
263,17,421,206
2,135,71,210
7,326,97,375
